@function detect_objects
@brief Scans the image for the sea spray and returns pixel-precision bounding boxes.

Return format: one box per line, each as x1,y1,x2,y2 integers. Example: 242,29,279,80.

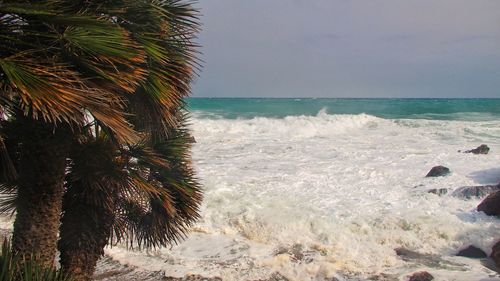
2,99,500,280
105,109,500,280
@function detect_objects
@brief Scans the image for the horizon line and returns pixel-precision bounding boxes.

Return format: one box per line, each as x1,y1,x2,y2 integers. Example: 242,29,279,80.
189,96,500,99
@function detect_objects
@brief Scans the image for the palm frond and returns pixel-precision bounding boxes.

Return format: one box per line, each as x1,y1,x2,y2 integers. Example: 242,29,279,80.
0,58,138,143
107,0,201,136
0,135,17,182
61,111,201,250
115,113,201,249
61,25,148,94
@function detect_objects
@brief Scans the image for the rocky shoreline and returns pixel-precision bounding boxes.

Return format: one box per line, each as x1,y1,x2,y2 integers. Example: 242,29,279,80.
1,144,499,280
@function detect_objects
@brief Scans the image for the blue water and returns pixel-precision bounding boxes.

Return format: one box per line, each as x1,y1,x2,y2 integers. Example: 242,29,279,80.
187,98,500,121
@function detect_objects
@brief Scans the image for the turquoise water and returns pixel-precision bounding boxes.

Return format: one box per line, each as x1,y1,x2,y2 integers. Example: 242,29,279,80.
187,98,500,121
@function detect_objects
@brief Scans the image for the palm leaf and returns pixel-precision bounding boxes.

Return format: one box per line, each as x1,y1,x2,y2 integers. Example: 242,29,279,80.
0,58,138,143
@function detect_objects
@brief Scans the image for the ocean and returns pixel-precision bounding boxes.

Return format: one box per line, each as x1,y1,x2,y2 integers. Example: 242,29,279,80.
97,98,500,280
104,98,500,280
5,98,500,280
187,98,500,121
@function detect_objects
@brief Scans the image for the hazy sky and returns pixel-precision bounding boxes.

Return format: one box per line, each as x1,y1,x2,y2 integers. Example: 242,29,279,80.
192,1,500,98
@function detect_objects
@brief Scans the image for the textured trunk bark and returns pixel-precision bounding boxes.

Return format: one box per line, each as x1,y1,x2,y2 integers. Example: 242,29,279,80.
11,119,70,268
59,188,116,281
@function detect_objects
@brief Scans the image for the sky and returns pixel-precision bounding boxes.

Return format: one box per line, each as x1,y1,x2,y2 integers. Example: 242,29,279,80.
192,0,500,98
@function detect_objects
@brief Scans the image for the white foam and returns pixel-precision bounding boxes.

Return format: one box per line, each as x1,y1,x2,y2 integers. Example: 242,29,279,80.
189,114,500,280
5,113,500,280
106,114,500,280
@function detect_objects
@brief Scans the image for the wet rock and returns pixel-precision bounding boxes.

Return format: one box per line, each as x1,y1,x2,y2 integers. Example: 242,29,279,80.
427,188,448,196
93,268,135,280
396,248,432,262
452,184,500,199
456,245,487,258
255,272,290,281
274,246,288,256
395,248,463,269
477,191,500,216
425,166,450,177
408,271,434,281
368,273,398,281
165,276,222,281
464,144,490,155
490,240,500,268
274,244,309,262
289,244,304,261
94,256,223,281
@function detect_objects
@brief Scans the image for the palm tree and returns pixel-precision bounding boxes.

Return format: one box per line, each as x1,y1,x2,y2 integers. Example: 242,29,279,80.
0,0,201,277
58,113,202,280
55,2,201,279
0,0,147,268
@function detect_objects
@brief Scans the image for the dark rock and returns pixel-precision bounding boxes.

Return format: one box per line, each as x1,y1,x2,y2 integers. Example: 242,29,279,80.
408,271,434,281
491,240,500,268
268,272,290,281
478,191,500,216
187,136,197,143
396,248,421,258
274,244,308,262
452,184,500,199
395,248,463,269
289,244,304,261
163,275,222,281
368,273,398,281
456,245,487,258
464,144,490,155
323,278,339,281
427,188,448,196
425,166,450,177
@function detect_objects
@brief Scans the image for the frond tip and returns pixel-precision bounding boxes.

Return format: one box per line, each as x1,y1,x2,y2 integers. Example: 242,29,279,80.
63,113,202,250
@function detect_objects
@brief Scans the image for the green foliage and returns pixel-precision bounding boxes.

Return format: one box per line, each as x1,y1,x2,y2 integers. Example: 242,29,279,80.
62,112,202,250
0,0,202,277
0,0,149,143
0,240,72,281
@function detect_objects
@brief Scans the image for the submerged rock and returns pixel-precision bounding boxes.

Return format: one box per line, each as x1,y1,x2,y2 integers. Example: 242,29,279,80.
491,241,500,268
164,276,222,281
274,244,313,263
257,272,290,281
367,273,398,281
408,271,434,281
477,191,500,216
464,144,490,155
395,248,463,270
452,184,500,199
456,245,487,258
427,188,448,196
425,166,450,177
94,256,223,281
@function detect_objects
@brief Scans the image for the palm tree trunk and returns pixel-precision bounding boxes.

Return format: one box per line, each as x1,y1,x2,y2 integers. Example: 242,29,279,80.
59,189,116,281
11,119,71,268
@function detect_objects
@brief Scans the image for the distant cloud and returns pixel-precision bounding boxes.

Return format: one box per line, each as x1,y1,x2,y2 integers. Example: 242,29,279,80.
193,0,500,98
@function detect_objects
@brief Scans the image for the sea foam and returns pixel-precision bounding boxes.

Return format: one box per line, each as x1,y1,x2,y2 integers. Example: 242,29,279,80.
102,112,500,280
1,111,498,280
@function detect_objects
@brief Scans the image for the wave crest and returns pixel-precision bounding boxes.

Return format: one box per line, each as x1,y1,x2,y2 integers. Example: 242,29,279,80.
192,113,387,139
